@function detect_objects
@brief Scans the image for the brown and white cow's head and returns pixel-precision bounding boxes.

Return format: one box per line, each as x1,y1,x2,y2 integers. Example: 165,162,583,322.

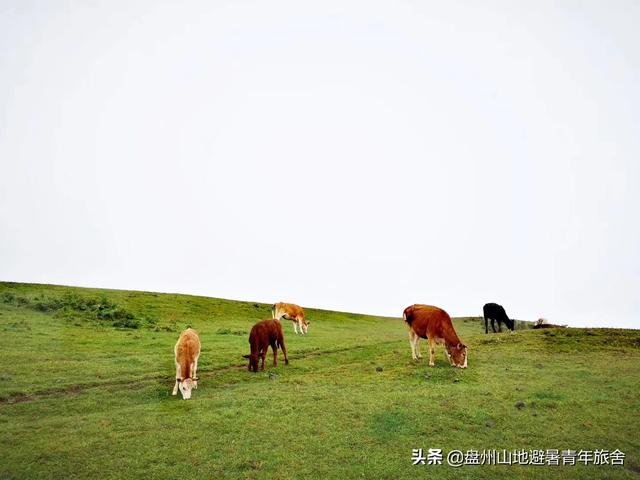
446,343,468,368
177,377,196,399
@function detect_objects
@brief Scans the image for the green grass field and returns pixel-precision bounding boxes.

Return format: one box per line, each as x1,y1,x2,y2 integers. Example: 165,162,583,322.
1,282,639,479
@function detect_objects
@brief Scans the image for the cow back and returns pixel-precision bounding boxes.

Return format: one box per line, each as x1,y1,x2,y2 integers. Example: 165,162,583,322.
484,303,507,320
249,319,284,352
176,328,201,379
404,304,460,343
274,302,304,320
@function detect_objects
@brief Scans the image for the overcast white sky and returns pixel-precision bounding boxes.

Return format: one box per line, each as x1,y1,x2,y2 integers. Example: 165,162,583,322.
1,1,639,328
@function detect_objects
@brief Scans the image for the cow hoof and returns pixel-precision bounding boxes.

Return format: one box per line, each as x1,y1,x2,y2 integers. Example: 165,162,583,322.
429,363,435,367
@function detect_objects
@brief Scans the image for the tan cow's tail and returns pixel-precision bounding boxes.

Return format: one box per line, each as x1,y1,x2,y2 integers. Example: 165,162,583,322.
403,305,413,326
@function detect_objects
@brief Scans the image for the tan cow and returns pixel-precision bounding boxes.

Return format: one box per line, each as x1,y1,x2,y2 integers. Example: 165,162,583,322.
272,302,309,334
172,328,201,399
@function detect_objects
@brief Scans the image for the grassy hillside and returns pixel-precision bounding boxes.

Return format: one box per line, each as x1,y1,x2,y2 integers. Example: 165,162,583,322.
0,282,638,479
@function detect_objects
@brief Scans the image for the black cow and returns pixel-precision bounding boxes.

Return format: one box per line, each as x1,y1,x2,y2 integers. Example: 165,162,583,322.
483,303,514,333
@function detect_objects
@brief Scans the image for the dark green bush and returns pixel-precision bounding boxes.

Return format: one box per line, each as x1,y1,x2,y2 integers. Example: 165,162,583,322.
112,317,141,329
1,291,149,330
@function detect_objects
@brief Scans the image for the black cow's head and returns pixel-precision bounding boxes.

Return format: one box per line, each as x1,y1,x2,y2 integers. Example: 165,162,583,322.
506,318,515,331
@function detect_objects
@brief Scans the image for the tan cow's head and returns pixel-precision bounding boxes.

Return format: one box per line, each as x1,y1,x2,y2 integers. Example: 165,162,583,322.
302,319,310,334
177,377,196,399
446,343,468,368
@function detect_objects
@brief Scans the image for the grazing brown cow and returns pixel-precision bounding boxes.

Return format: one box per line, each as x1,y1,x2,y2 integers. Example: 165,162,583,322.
243,319,289,372
272,302,309,334
172,328,201,399
403,304,468,368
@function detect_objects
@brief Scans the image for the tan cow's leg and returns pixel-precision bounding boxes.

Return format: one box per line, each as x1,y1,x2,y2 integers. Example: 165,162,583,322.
428,338,436,367
415,336,423,359
408,330,415,359
413,333,422,359
409,330,418,360
172,363,180,395
192,358,199,388
292,319,299,334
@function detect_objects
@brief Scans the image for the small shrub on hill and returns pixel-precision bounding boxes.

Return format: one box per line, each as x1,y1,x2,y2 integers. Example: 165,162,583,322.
0,292,156,330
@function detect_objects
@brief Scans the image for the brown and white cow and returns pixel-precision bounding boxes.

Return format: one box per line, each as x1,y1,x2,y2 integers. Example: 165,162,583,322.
243,319,289,372
172,328,201,399
533,318,568,329
403,304,468,368
272,302,309,334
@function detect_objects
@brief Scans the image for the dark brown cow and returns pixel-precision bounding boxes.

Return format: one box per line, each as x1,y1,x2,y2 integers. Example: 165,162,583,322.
403,304,468,368
533,318,567,329
243,319,289,372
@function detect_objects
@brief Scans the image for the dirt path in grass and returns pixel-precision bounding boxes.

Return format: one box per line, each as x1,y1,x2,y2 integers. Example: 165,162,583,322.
0,340,402,405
